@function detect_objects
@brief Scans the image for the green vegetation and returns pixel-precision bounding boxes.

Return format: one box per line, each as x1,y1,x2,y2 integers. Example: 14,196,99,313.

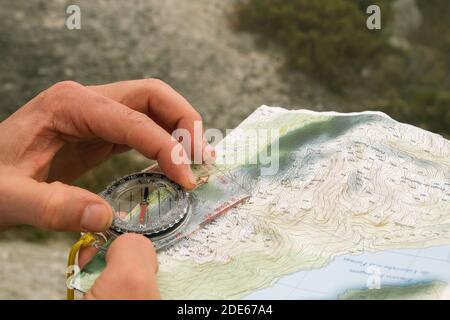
235,0,450,137
236,0,391,90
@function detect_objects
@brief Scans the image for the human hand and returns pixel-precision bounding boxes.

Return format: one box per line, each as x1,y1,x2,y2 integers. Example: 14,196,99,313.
79,233,160,300
0,79,214,232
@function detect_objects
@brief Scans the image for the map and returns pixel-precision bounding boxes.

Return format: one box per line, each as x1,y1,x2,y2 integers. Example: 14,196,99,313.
76,106,450,299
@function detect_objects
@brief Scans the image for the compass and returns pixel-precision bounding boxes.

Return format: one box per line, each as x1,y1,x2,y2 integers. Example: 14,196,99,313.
101,172,190,238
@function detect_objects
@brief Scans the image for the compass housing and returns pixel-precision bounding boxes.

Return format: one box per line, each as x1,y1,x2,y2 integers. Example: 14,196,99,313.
102,172,190,237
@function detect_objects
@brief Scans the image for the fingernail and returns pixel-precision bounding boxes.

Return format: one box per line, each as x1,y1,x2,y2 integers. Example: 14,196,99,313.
203,144,216,164
187,169,197,188
81,204,111,231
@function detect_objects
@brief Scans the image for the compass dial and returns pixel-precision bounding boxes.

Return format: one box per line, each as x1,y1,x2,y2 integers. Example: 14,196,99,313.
102,172,189,236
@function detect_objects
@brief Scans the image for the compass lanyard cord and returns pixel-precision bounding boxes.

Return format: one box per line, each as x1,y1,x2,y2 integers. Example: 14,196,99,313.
66,233,96,300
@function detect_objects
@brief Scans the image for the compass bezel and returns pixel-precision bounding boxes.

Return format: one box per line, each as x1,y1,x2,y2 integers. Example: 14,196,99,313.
102,172,190,236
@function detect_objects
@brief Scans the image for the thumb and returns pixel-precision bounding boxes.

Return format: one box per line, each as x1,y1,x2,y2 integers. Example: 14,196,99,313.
0,175,112,232
85,233,160,300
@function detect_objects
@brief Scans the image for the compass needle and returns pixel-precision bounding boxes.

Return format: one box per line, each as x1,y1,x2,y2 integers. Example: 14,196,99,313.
129,192,132,212
139,187,150,224
158,189,161,219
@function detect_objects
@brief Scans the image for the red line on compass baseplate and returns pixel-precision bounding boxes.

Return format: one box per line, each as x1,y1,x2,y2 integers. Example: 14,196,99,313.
200,195,251,227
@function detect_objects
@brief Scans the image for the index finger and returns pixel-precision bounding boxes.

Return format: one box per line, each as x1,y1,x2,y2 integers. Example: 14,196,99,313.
39,81,196,189
88,79,215,163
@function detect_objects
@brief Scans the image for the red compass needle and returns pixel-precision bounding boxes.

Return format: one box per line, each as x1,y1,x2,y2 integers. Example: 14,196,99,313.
139,203,148,224
139,187,150,224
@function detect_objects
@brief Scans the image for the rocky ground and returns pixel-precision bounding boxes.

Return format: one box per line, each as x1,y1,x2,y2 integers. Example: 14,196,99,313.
0,0,338,127
0,237,72,299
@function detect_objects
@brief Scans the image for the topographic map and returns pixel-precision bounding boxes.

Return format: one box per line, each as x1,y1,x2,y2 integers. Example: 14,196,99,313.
77,106,450,299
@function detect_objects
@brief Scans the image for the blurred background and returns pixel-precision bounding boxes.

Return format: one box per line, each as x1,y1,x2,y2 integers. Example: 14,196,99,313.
0,0,448,299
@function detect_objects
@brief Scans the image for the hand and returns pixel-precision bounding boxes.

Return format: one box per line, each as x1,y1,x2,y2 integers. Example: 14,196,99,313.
0,79,214,232
79,233,160,300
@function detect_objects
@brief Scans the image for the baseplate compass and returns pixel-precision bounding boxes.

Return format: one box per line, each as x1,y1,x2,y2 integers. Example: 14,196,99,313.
72,164,251,293
102,172,190,239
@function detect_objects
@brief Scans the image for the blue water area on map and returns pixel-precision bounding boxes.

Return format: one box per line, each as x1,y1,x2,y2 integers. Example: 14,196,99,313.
244,245,450,299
